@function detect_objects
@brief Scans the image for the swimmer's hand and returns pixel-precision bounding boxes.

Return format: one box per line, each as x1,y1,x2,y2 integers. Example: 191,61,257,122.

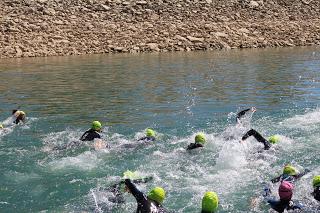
251,107,257,113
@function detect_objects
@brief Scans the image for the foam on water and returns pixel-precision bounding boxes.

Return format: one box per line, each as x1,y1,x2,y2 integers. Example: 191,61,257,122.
281,108,320,130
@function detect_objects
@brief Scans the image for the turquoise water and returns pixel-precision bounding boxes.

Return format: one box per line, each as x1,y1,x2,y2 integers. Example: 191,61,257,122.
0,47,320,212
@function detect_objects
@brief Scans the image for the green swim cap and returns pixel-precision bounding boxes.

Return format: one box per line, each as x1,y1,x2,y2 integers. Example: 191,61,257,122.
268,135,280,144
313,175,320,187
147,187,166,204
283,165,298,176
0,124,3,129
195,133,206,145
202,191,219,213
146,128,155,137
92,121,102,131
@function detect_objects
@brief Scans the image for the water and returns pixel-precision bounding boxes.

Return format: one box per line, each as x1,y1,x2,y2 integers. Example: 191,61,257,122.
0,47,319,212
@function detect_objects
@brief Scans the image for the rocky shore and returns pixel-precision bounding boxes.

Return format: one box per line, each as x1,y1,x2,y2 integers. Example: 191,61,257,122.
1,0,319,58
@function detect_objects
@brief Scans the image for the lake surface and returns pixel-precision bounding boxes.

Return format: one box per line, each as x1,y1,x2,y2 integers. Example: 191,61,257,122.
0,47,320,212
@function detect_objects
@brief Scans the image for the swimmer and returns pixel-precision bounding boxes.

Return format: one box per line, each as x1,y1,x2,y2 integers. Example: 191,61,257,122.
187,133,206,150
102,170,153,204
124,179,170,213
312,175,320,202
0,124,3,129
12,109,26,124
271,165,310,184
240,129,281,150
202,191,219,213
80,121,102,141
264,181,303,213
138,128,156,142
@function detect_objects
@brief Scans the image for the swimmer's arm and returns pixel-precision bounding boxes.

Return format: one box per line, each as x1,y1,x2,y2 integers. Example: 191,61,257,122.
295,168,311,179
271,175,282,183
186,143,197,150
80,131,89,141
237,108,251,120
138,136,148,141
124,179,145,202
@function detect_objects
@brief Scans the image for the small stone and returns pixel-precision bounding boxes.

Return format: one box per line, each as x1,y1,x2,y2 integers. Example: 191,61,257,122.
44,8,55,15
15,46,23,57
175,35,187,41
213,32,228,38
113,46,124,52
187,36,204,42
53,20,64,25
249,1,259,7
238,28,250,34
136,1,147,5
100,4,110,11
147,43,160,51
219,41,231,49
122,2,130,5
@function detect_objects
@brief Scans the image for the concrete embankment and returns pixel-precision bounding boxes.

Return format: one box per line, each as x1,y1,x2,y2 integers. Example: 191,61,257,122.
0,0,319,58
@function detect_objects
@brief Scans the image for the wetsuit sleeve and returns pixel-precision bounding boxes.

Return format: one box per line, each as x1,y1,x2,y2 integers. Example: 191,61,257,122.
294,168,311,179
242,129,271,150
271,175,282,183
138,136,147,141
237,108,251,121
124,179,146,203
187,143,203,150
80,130,89,141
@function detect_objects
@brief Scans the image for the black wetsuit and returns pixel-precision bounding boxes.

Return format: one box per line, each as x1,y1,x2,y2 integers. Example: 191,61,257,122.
124,179,170,213
80,129,101,141
13,112,26,124
187,143,203,150
313,186,320,201
138,136,156,142
271,169,310,183
106,177,154,204
267,199,302,213
241,129,271,150
236,108,251,122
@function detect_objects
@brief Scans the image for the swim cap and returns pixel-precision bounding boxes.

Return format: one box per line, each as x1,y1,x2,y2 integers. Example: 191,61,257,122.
313,175,320,187
0,124,3,129
147,187,166,204
268,135,280,144
92,121,102,131
283,165,298,176
146,128,155,137
195,133,206,145
202,191,219,213
279,181,293,201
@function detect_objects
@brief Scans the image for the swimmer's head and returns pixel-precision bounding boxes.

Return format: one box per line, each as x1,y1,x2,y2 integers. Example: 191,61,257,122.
202,191,219,213
279,181,293,201
92,121,102,131
147,187,165,204
313,175,320,187
268,135,280,144
0,124,3,129
195,133,206,145
283,165,298,176
146,128,155,137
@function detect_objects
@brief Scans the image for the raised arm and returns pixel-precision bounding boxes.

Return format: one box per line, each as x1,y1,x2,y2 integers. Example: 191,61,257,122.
124,179,146,203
